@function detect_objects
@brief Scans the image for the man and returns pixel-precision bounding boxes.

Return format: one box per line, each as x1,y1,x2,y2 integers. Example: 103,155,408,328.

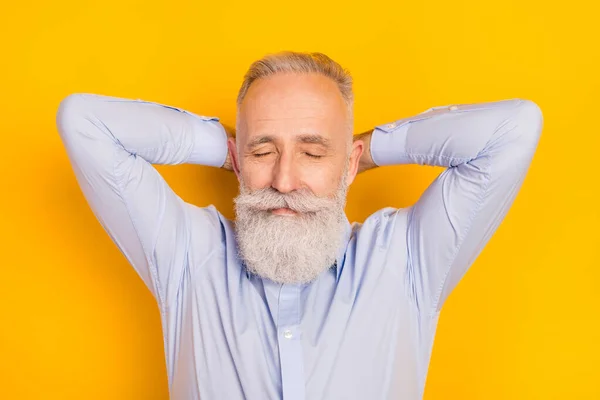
56,51,543,399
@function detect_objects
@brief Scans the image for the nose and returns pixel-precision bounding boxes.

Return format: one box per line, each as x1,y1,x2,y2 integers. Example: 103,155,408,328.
271,152,301,194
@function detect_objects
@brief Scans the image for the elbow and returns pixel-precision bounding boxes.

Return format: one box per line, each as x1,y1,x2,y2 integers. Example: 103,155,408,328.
515,99,544,141
56,93,87,140
503,99,544,157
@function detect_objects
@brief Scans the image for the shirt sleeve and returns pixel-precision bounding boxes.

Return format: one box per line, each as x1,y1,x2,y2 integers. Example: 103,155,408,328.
55,93,228,308
370,99,543,315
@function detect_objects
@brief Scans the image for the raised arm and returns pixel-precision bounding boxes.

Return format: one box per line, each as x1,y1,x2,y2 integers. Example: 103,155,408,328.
55,93,228,308
360,99,543,315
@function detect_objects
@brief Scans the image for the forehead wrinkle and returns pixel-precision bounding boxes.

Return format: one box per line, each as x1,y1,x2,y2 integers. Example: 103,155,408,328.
253,114,328,122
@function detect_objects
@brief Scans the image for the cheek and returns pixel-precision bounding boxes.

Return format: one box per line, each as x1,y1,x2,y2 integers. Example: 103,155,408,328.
301,163,344,197
241,161,273,189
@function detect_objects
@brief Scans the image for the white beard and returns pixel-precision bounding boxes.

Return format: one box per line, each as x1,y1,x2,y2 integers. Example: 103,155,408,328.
233,174,349,284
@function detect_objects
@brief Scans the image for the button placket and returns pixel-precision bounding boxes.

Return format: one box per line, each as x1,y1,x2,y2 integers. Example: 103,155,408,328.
277,284,305,400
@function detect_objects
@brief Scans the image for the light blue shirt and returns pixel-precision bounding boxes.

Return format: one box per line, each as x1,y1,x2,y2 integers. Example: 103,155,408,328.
56,93,543,399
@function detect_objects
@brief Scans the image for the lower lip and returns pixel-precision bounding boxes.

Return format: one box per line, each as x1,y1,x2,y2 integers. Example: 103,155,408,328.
271,208,298,216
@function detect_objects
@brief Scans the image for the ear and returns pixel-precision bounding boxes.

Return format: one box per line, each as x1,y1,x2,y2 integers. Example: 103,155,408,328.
345,138,364,186
226,137,241,181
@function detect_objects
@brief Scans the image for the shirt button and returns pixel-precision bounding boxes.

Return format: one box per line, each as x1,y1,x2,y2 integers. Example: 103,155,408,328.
449,105,458,111
387,122,397,129
283,330,293,339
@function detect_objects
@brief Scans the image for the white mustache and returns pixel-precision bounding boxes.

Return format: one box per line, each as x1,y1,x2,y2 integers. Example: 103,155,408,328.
234,187,338,214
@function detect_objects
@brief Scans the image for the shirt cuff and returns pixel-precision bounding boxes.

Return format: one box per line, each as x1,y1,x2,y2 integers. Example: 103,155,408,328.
187,114,228,167
370,123,412,166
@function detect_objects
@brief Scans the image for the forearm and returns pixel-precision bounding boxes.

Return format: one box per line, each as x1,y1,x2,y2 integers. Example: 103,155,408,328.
56,93,228,168
367,99,542,169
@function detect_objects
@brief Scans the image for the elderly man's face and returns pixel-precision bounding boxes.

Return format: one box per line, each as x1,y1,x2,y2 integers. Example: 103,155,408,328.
231,73,361,203
228,72,364,284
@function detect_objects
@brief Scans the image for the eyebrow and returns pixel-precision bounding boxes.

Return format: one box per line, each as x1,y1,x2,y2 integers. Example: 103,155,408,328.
247,135,275,149
297,134,331,147
246,134,331,149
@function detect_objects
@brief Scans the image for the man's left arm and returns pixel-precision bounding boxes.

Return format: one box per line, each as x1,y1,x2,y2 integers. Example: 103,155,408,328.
357,99,543,315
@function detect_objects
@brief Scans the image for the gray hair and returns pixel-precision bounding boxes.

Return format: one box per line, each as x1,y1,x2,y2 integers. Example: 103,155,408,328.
236,51,354,138
237,51,353,107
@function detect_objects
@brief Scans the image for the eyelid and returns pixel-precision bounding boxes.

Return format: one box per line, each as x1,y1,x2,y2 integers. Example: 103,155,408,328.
253,152,272,157
305,152,324,158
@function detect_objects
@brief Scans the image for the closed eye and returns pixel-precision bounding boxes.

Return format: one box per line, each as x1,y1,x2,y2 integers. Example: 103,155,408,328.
305,153,324,159
253,152,273,158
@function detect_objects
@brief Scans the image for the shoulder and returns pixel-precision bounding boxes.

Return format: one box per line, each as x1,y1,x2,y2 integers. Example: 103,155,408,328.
352,206,411,249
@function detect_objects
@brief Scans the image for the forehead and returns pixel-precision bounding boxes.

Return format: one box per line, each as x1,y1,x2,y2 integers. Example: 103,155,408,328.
238,73,349,143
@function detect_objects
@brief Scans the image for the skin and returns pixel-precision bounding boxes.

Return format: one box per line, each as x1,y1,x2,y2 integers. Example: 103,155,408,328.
223,72,377,215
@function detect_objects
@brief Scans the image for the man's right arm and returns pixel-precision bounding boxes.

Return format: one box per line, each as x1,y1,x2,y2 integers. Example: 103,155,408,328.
56,93,228,308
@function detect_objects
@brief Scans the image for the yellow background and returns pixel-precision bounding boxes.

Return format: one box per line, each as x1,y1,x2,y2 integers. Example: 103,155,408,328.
1,0,598,399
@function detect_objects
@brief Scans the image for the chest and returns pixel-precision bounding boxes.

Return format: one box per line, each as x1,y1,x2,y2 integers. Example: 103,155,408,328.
169,257,425,400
